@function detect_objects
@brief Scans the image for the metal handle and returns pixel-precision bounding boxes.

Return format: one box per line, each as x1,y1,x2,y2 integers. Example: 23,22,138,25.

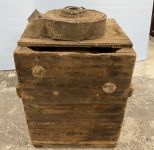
103,83,117,93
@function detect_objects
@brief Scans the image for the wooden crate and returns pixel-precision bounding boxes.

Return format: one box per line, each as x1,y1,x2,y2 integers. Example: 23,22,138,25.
14,19,136,148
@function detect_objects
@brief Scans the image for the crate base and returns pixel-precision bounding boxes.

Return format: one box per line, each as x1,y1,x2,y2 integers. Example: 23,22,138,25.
32,141,117,148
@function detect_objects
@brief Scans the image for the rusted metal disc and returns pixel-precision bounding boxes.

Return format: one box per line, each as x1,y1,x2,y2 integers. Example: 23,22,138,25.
22,6,107,41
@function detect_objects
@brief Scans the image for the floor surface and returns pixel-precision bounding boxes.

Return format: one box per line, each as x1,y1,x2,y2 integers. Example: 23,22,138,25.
0,38,154,150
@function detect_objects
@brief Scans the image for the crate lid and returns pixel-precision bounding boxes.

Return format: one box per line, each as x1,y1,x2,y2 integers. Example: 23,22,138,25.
18,19,132,48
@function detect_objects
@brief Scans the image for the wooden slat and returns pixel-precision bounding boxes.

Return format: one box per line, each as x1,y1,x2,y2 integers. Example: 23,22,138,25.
23,103,125,114
32,140,118,148
29,128,120,141
28,121,122,129
18,19,132,48
24,103,125,123
20,88,128,105
14,47,136,85
18,77,131,89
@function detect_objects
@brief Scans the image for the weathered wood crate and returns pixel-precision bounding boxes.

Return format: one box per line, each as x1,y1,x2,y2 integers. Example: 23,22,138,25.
14,19,136,148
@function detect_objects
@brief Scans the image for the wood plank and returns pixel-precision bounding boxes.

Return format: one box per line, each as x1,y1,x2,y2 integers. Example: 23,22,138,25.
28,121,121,129
32,140,117,148
29,125,121,133
26,116,124,126
29,128,120,141
20,88,129,105
23,103,125,114
18,77,131,89
18,19,132,48
24,109,124,120
25,110,124,123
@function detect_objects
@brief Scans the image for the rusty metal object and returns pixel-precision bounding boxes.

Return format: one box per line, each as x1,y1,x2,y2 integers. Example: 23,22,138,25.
103,83,117,94
22,6,107,41
31,65,46,78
